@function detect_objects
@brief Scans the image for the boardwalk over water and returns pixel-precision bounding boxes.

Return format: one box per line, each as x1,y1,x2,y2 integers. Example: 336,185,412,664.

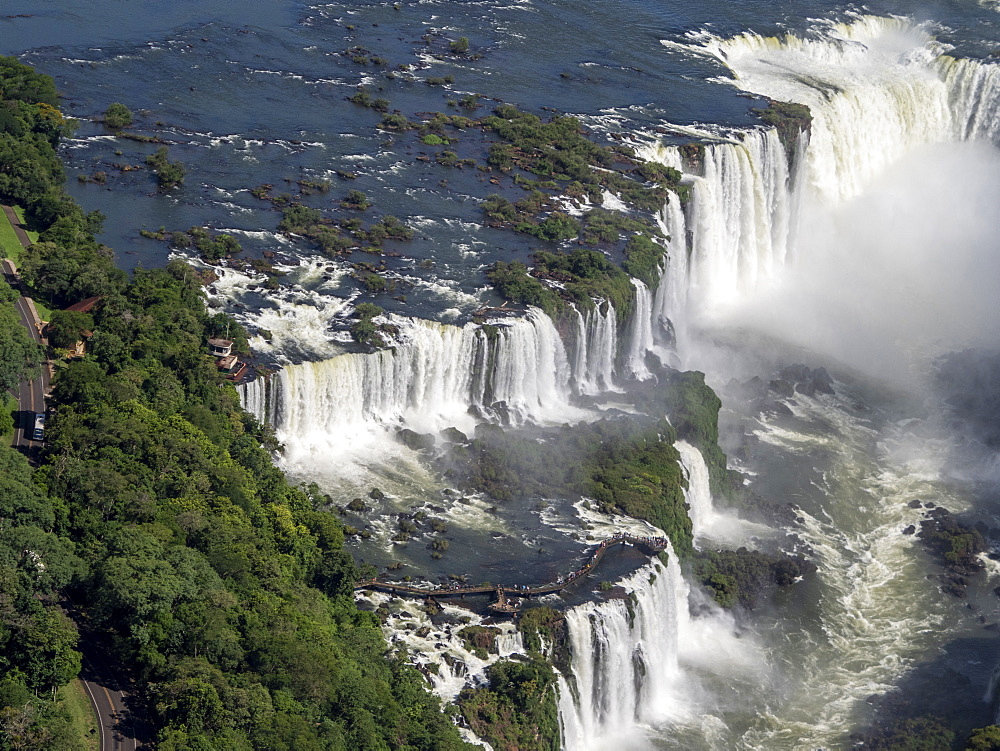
354,534,668,608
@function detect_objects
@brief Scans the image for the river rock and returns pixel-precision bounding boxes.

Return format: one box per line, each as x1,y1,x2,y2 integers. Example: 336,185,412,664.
441,426,468,444
768,378,795,398
397,428,435,452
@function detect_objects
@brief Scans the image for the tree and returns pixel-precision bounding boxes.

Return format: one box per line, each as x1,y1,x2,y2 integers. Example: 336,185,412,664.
146,146,185,190
450,37,470,54
103,102,133,129
0,307,42,393
341,190,371,210
0,57,59,107
46,310,93,349
967,726,1000,751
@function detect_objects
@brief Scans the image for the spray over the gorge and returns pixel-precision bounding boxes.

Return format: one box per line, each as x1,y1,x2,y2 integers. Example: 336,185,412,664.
8,2,1000,749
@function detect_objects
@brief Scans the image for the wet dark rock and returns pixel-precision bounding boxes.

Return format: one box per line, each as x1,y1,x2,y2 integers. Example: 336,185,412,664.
397,427,435,452
726,375,767,401
777,364,835,396
908,499,923,509
441,426,468,444
769,401,794,417
902,524,915,535
985,622,1000,632
812,367,835,394
347,497,366,512
369,487,386,500
941,581,967,598
489,400,512,425
918,505,985,597
794,380,816,396
768,379,794,398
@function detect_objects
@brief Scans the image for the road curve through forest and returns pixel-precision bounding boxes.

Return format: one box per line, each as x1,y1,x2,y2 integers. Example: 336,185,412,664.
3,205,142,749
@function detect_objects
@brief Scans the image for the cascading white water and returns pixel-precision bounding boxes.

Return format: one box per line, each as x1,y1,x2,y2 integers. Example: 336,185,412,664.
238,374,271,426
625,278,655,380
239,306,626,458
675,440,714,546
271,315,483,441
691,129,793,305
642,129,795,321
651,194,690,357
490,307,576,417
941,55,1000,142
558,548,691,750
573,302,618,395
645,16,1000,346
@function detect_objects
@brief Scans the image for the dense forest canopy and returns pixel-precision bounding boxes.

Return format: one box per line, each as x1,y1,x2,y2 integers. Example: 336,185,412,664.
0,55,474,751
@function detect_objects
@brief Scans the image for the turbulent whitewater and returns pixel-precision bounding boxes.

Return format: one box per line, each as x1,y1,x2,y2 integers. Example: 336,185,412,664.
234,12,1000,750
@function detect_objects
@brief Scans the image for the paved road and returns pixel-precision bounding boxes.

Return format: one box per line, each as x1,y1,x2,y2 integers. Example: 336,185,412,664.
78,642,140,751
3,207,142,748
2,257,47,450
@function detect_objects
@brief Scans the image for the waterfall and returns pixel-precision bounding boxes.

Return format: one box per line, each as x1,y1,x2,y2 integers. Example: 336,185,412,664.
941,56,1000,143
491,307,576,417
269,315,482,440
676,17,1000,204
639,15,1000,350
675,440,714,546
573,302,618,395
637,128,796,338
239,373,272,426
238,304,639,450
557,548,691,750
625,278,655,380
651,195,689,357
683,129,795,313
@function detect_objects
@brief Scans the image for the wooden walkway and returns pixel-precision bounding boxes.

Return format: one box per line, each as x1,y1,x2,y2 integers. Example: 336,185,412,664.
354,534,668,602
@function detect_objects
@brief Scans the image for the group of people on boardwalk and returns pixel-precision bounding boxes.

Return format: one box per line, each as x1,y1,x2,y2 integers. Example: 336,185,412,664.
355,532,670,597
554,533,667,585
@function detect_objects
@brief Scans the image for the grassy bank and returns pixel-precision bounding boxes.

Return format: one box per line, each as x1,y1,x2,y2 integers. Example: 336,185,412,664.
59,680,100,751
0,206,23,262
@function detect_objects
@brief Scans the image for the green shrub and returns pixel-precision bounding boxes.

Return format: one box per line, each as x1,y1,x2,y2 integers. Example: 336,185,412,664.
103,102,133,129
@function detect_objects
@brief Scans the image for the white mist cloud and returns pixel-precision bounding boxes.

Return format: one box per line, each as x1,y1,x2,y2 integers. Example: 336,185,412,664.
702,139,1000,385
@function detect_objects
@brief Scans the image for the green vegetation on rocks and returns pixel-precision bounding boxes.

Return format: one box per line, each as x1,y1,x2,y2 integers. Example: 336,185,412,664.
0,58,477,751
275,201,413,259
458,656,560,751
102,102,133,129
451,416,693,555
457,625,500,659
692,548,816,608
145,146,186,190
141,225,242,263
653,370,742,497
751,99,812,163
487,246,637,326
350,302,398,349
